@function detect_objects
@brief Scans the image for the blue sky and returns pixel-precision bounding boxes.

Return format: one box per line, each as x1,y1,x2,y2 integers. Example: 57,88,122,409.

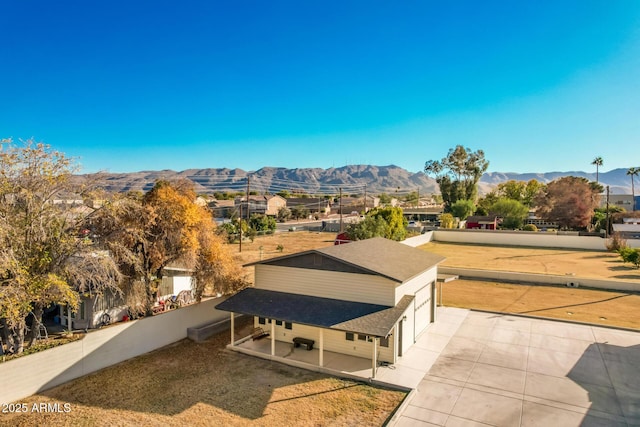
2,1,639,174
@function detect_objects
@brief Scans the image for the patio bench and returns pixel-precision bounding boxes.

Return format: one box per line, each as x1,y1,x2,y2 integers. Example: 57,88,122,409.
293,337,315,350
252,327,270,341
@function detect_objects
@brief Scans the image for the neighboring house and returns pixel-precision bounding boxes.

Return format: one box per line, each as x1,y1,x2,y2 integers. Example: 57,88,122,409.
157,264,195,301
216,237,445,378
208,199,236,219
59,264,195,331
331,195,380,214
286,197,331,215
612,218,640,239
465,215,498,230
235,195,286,216
59,287,128,331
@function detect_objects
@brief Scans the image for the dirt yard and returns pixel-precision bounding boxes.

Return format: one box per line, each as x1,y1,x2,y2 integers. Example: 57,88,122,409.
420,241,640,282
0,317,406,427
225,234,640,329
227,231,336,285
440,279,640,330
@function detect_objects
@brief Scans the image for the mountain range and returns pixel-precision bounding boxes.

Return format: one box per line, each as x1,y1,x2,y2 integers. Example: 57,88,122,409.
82,165,635,196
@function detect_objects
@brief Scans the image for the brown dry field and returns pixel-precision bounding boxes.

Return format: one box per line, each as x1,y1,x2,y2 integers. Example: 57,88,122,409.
420,241,640,282
441,279,640,330
0,317,406,427
230,233,639,329
227,231,336,285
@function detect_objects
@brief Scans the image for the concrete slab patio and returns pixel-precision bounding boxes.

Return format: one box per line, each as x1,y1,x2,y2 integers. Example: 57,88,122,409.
227,307,639,426
393,307,640,427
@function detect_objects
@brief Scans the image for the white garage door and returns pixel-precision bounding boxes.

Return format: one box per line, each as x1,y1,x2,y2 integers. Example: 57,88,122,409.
414,282,432,338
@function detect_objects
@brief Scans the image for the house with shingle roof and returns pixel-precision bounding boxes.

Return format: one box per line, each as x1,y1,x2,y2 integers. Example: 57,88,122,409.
215,237,445,378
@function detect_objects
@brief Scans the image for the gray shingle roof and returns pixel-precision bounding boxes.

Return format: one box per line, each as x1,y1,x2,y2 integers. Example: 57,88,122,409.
215,288,412,337
246,237,445,283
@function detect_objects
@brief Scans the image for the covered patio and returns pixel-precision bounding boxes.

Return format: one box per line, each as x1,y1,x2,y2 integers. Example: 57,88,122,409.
216,288,414,379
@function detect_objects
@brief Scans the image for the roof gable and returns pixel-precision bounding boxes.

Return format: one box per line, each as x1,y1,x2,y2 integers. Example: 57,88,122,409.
248,237,445,283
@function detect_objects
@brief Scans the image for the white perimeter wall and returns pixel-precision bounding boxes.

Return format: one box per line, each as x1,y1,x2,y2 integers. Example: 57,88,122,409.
403,229,640,250
1,297,229,405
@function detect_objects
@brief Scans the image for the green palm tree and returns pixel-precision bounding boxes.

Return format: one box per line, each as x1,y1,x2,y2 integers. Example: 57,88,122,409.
591,157,604,183
628,167,639,211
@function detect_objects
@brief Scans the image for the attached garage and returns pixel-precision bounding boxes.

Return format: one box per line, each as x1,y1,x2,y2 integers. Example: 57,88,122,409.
414,282,434,339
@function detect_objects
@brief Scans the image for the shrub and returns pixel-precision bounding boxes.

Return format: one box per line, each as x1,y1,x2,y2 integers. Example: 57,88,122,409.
276,244,284,253
619,247,640,269
522,224,538,232
606,232,627,252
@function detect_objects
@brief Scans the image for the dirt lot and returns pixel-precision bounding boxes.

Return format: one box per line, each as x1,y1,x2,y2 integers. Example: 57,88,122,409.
440,279,640,330
0,317,406,427
420,241,640,282
227,232,336,285
229,234,640,330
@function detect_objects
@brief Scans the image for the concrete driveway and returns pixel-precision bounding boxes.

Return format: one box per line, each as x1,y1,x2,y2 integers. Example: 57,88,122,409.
392,307,640,426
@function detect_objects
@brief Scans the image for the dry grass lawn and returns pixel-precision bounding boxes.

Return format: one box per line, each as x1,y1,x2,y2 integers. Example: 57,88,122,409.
226,234,640,329
0,317,406,427
441,279,640,330
227,231,336,285
420,241,640,282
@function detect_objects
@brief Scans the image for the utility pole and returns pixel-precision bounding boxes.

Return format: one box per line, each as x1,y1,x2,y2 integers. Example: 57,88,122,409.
605,185,610,238
339,187,343,233
246,176,251,223
364,184,367,214
238,202,242,253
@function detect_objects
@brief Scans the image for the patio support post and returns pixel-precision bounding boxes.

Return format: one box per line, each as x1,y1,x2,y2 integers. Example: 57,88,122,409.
372,338,377,379
271,320,275,356
319,329,324,367
230,312,235,347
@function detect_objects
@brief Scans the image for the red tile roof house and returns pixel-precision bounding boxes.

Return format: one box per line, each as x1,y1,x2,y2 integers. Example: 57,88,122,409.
216,237,445,379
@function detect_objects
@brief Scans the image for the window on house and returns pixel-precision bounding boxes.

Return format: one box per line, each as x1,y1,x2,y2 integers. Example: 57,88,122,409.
380,336,389,348
275,320,282,326
285,322,292,330
346,332,354,341
358,334,369,341
258,317,266,325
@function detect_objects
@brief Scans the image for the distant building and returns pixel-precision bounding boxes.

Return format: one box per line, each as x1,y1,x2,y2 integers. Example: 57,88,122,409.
612,218,640,239
286,197,331,215
465,216,498,230
235,195,286,216
600,194,638,211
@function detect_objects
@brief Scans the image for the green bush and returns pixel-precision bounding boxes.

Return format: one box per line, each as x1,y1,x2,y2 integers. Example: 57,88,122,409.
522,224,538,232
619,247,640,269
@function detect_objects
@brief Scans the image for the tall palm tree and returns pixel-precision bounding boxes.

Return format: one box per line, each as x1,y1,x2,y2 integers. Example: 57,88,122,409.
628,167,639,211
591,157,604,183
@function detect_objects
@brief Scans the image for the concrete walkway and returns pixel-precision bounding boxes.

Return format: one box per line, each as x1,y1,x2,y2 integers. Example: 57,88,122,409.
391,307,640,426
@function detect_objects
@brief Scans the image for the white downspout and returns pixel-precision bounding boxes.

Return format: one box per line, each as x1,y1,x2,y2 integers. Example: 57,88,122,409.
319,329,324,367
371,337,377,379
271,320,275,356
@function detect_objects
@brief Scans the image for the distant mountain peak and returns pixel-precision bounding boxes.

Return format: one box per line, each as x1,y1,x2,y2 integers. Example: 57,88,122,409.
80,165,634,196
